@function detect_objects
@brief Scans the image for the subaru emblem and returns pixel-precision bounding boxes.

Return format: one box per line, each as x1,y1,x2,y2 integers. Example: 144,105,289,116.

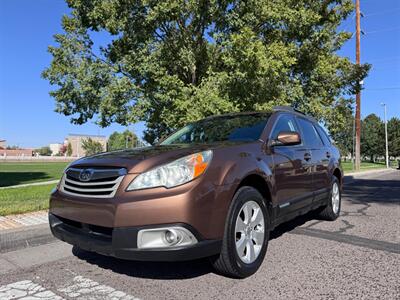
79,169,94,182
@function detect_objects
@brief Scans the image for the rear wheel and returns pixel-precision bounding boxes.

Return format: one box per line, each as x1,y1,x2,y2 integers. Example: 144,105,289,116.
211,186,270,278
317,176,341,221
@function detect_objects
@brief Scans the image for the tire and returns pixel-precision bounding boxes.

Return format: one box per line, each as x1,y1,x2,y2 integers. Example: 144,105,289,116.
211,186,270,278
316,176,341,221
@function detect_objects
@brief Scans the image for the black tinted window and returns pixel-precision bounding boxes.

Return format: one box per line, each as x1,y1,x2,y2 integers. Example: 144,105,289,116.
316,125,331,146
271,114,299,140
297,118,323,148
161,113,270,145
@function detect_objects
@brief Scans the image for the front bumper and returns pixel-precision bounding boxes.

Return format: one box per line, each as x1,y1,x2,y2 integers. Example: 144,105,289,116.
49,213,221,261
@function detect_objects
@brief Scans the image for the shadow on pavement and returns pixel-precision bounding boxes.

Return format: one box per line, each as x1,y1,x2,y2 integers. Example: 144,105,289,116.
72,170,399,279
71,212,319,280
344,173,400,204
72,246,215,280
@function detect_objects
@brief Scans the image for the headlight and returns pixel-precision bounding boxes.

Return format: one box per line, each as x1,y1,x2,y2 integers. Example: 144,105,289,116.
127,150,213,190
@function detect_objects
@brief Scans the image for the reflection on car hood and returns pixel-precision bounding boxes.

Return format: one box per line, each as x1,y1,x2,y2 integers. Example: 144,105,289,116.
68,142,246,173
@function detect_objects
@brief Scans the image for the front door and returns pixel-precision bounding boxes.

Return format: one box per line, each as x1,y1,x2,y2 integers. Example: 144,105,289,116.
269,114,314,217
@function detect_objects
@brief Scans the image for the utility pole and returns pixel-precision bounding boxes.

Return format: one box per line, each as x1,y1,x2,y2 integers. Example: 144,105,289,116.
355,0,361,171
381,103,389,168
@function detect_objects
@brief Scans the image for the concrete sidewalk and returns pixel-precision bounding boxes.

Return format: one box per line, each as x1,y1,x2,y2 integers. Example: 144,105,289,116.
0,211,48,230
0,180,59,189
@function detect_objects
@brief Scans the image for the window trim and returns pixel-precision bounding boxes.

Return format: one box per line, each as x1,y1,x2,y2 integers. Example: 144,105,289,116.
315,125,332,146
268,113,304,148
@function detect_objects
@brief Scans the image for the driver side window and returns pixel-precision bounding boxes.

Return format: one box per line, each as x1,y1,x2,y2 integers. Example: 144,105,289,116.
271,114,299,140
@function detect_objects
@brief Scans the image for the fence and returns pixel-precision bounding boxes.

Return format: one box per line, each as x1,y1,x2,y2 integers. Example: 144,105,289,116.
0,156,77,163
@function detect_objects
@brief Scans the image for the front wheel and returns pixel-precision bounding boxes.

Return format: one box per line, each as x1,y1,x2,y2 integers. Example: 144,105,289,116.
316,176,341,221
211,186,270,278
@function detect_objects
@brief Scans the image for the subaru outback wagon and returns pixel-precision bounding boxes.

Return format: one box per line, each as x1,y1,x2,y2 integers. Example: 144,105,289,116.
49,106,342,278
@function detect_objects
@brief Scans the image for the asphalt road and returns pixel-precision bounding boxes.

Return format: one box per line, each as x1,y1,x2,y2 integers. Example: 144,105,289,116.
1,170,399,299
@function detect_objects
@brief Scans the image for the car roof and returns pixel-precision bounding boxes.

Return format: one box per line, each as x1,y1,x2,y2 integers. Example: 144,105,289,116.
272,106,318,123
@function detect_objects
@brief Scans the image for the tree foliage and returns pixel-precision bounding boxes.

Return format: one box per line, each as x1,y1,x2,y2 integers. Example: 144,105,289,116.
361,114,384,162
328,102,354,157
43,0,370,144
81,138,104,156
67,142,73,156
387,117,400,158
36,146,52,156
107,130,139,151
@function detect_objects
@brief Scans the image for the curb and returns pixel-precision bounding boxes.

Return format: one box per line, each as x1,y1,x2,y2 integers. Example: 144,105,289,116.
0,223,55,253
344,168,396,180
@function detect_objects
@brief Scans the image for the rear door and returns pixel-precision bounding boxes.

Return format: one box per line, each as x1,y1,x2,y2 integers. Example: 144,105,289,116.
269,114,314,216
296,117,330,202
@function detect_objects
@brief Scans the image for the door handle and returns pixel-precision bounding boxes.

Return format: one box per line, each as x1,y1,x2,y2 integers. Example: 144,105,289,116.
304,153,311,161
326,152,331,158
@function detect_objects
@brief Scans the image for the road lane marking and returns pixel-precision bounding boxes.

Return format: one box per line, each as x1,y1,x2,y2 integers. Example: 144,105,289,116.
0,276,140,300
58,276,140,299
0,280,64,300
291,227,400,254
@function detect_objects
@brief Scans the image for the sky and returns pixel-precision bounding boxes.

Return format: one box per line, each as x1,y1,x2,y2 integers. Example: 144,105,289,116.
0,0,399,148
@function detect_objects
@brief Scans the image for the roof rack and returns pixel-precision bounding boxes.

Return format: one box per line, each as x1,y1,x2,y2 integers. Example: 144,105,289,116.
273,106,305,115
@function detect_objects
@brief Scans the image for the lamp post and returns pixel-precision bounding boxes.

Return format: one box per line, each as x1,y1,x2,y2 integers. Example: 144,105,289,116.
381,102,389,168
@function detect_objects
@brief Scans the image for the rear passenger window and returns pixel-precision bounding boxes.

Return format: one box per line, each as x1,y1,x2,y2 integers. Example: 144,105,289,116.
296,118,323,148
316,125,331,146
270,114,299,140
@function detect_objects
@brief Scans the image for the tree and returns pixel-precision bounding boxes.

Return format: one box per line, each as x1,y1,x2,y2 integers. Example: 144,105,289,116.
361,114,384,162
107,130,139,151
6,145,20,150
43,0,370,144
81,138,104,156
59,144,67,156
36,146,52,156
67,142,73,156
328,102,354,157
387,117,400,159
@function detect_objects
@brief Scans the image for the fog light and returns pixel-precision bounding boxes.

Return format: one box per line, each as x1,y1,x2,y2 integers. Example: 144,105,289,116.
137,226,197,249
164,229,180,245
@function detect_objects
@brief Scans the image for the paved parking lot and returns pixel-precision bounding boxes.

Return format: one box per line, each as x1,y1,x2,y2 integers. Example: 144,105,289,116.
0,170,399,299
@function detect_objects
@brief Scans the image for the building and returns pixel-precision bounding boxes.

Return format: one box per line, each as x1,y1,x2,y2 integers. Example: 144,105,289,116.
66,134,107,157
49,143,63,156
0,139,33,157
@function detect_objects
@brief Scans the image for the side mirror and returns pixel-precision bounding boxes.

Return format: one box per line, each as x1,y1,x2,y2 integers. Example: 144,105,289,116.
272,131,301,146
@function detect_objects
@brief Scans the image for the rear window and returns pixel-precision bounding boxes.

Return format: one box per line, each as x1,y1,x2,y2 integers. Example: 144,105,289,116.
296,117,324,148
316,125,332,146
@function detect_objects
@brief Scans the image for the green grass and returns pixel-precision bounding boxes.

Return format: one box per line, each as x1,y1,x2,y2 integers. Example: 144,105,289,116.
342,161,387,173
0,184,55,216
0,162,68,187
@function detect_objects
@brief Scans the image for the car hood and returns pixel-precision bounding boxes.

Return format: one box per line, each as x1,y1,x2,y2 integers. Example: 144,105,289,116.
68,142,240,173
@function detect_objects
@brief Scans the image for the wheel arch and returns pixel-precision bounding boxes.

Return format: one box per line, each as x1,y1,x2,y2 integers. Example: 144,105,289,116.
235,174,273,215
333,168,342,185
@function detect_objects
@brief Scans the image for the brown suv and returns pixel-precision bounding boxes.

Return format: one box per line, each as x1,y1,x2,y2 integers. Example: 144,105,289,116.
49,106,342,278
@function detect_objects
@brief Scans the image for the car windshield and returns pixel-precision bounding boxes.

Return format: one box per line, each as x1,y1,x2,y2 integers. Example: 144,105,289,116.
161,113,270,145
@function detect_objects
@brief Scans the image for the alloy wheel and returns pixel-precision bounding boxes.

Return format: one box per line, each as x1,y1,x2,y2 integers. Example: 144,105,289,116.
234,201,265,264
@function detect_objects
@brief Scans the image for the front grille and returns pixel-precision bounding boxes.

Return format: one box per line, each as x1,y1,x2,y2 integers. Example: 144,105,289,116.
60,167,127,198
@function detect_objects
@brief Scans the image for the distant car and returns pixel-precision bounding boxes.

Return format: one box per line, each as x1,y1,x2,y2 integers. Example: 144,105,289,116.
49,106,342,278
